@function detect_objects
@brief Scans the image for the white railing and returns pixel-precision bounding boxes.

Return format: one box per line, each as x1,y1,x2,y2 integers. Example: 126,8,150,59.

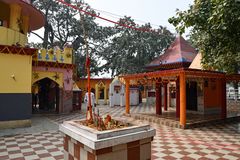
227,88,240,100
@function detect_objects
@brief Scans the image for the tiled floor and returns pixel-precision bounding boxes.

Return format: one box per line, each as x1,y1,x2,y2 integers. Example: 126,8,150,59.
0,105,240,160
151,122,240,160
0,132,63,160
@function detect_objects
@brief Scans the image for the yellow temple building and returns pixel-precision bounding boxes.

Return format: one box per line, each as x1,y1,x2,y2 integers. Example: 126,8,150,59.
0,0,75,129
76,78,113,105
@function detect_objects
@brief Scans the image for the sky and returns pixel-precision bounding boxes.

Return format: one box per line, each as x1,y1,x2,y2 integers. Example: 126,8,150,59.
29,0,194,77
83,0,193,33
29,0,194,42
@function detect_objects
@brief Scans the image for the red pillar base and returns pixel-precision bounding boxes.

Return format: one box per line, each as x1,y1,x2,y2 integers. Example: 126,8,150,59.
164,83,168,111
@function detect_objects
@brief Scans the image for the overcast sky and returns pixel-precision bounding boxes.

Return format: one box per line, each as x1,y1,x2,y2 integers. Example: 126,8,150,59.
29,0,194,77
29,0,193,42
84,0,193,32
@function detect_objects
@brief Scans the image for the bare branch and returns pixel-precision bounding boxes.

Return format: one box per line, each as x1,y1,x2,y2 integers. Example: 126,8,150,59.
30,31,44,41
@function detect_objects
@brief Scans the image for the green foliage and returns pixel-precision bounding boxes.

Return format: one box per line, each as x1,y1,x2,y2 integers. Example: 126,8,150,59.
32,0,110,77
98,17,174,76
32,1,174,77
169,0,240,73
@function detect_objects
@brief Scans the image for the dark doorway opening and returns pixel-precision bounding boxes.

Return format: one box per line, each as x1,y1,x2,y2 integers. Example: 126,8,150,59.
32,78,60,114
100,88,104,99
186,81,198,111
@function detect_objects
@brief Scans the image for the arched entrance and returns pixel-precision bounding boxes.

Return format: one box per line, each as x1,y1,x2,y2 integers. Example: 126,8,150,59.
32,78,60,113
95,81,107,105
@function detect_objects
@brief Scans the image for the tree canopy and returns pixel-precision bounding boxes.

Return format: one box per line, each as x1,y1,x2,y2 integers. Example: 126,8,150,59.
98,17,174,76
31,0,174,77
31,0,112,77
169,0,240,73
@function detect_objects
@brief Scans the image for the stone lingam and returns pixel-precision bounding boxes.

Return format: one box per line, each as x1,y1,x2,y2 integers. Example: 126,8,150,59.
59,116,156,160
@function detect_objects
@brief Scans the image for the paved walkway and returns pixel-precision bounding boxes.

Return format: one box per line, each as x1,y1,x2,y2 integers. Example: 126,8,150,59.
0,105,240,160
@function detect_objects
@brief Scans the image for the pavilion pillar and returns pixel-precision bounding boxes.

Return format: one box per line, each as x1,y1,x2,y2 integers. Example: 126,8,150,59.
125,79,130,114
176,77,180,118
155,83,162,115
221,78,227,119
180,73,186,127
164,83,168,111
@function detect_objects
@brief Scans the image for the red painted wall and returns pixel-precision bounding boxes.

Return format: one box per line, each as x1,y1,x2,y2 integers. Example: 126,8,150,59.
204,79,222,108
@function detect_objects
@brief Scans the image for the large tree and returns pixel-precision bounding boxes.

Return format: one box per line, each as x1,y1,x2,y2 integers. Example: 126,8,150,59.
99,17,174,76
169,0,240,73
31,0,112,77
31,1,174,77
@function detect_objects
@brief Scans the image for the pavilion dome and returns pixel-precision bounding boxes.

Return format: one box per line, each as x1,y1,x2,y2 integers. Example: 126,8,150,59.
1,0,44,31
146,36,198,70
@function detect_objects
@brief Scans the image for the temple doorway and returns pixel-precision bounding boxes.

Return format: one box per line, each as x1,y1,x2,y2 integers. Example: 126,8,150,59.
32,78,60,113
186,81,198,111
100,88,104,99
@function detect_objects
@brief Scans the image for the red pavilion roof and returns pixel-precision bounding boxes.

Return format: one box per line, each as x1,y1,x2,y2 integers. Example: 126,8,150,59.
146,36,198,70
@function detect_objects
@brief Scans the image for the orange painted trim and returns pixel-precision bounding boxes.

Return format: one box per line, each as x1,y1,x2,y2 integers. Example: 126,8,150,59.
121,68,225,80
179,73,186,126
146,62,191,70
125,80,130,114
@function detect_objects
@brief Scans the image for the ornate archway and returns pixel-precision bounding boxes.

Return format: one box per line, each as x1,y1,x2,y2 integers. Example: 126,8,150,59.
32,71,63,87
95,81,107,105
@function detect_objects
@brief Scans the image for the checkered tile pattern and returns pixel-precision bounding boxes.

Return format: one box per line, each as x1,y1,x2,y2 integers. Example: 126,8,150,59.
47,112,85,124
47,105,155,125
0,132,63,160
97,104,155,117
1,105,239,160
151,122,240,160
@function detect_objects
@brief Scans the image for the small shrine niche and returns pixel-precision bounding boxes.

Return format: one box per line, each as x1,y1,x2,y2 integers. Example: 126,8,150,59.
109,78,139,107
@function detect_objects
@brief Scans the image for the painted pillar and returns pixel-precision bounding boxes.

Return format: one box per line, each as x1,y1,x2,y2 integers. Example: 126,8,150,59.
155,83,162,115
104,86,107,105
125,79,130,114
22,16,29,34
164,83,168,111
221,78,227,119
168,84,171,108
10,4,22,31
176,78,180,118
180,73,186,127
95,84,99,104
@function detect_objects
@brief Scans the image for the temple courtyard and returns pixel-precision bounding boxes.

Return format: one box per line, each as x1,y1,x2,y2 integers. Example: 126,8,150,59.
0,103,239,160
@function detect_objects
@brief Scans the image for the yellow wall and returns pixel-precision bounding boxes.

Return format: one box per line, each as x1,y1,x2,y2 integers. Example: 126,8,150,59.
32,71,63,88
9,4,21,32
0,2,28,46
0,27,27,46
0,54,32,93
76,79,112,98
36,48,73,64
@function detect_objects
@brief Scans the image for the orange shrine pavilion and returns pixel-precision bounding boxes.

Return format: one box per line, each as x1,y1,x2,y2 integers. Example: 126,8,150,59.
121,36,240,128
